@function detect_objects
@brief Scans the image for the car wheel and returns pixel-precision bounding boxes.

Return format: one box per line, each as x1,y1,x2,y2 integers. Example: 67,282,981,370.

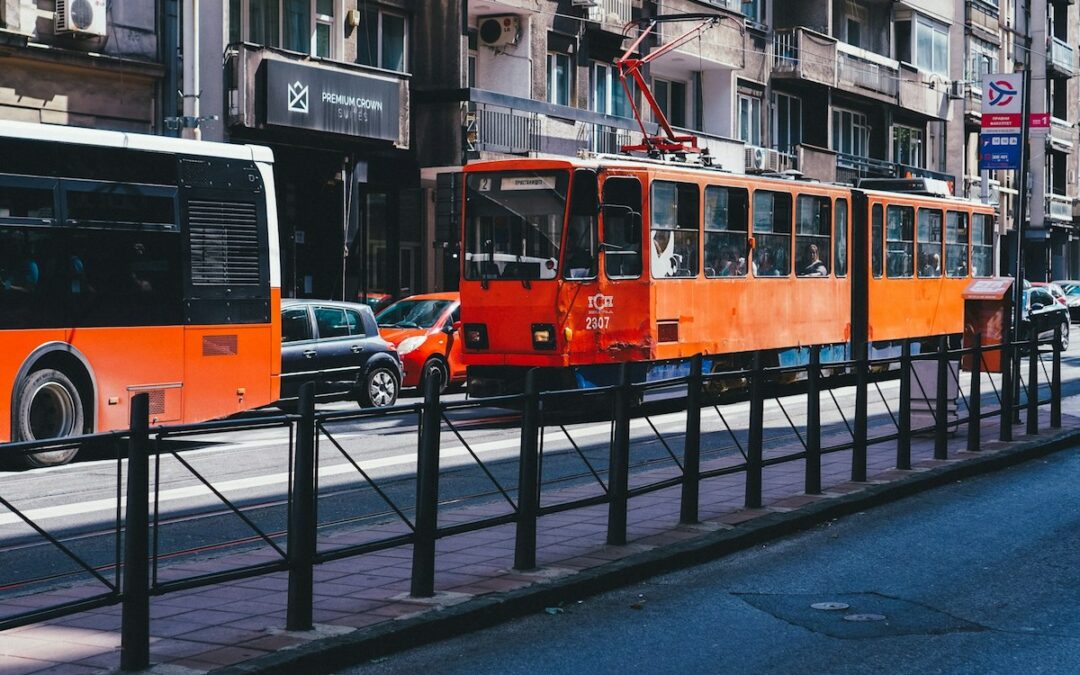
1059,320,1070,351
359,366,399,408
14,369,84,467
421,357,450,394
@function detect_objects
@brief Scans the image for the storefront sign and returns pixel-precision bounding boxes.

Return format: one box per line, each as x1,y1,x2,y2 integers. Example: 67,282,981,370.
264,60,400,142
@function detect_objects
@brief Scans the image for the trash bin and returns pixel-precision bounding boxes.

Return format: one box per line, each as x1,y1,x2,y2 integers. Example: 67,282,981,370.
962,277,1014,373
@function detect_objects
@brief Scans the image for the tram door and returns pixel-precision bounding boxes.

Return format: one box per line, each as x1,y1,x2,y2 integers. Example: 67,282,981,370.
594,175,648,358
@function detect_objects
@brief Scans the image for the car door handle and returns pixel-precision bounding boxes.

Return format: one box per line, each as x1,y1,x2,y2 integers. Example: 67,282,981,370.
303,350,317,358
351,345,363,353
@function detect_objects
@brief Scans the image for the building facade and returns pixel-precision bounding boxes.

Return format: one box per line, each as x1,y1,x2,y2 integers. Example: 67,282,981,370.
1,0,1077,295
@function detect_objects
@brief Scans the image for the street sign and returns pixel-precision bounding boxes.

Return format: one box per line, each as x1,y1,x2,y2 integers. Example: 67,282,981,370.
1029,113,1050,128
981,73,1024,134
979,132,1021,170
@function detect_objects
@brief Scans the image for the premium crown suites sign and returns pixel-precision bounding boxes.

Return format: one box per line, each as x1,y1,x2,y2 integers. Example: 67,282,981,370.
263,59,401,142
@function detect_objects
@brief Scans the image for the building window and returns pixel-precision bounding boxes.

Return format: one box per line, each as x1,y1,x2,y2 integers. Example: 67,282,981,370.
655,78,687,128
230,0,339,58
738,94,762,146
357,7,408,72
591,62,633,118
892,125,923,167
742,0,765,23
774,93,801,154
968,37,998,92
914,15,949,76
547,52,572,106
832,108,869,157
846,17,862,48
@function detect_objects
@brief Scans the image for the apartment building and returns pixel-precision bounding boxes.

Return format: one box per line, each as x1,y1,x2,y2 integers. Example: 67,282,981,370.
0,1,163,130
416,0,1080,286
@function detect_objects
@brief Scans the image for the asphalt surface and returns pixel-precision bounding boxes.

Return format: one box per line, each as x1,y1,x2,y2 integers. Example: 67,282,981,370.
341,441,1080,675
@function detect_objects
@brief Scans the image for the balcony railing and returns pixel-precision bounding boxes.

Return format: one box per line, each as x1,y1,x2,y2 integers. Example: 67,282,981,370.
474,103,541,155
836,43,899,98
588,0,631,30
1047,194,1074,222
1050,37,1075,77
771,28,837,87
836,153,955,187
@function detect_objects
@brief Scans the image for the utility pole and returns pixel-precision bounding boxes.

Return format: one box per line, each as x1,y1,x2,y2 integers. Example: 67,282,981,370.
1027,0,1048,280
181,0,201,141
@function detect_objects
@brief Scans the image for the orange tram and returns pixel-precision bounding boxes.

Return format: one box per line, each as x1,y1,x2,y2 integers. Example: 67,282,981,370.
458,156,996,396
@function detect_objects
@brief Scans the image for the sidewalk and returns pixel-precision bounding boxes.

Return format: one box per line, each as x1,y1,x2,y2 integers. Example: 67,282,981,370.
1,404,1078,674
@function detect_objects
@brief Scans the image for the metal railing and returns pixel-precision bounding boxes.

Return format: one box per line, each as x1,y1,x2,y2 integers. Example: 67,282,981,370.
1050,36,1076,76
0,329,1067,670
836,48,899,98
476,103,541,155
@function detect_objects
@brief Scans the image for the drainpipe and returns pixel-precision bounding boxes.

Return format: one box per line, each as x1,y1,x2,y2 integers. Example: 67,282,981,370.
182,0,200,140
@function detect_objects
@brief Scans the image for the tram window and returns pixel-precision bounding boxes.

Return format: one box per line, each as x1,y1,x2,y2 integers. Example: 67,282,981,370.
564,170,598,280
971,213,993,277
917,209,943,278
704,186,748,278
872,204,883,278
945,211,969,277
795,195,830,277
602,177,642,279
752,190,791,277
835,198,848,277
885,205,914,278
650,181,699,279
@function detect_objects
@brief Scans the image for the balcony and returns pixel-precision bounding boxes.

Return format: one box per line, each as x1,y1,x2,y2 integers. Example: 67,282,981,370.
656,0,742,69
836,41,899,101
836,152,955,187
1048,116,1075,153
772,27,837,87
472,102,540,155
584,0,633,34
897,64,949,120
1047,194,1074,223
1049,37,1075,77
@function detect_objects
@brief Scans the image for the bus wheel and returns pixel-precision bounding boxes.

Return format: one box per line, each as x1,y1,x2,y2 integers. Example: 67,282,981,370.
421,357,449,394
358,366,399,408
14,369,83,467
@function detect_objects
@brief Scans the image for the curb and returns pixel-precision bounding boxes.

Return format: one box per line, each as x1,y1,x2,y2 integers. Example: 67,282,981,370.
211,426,1080,674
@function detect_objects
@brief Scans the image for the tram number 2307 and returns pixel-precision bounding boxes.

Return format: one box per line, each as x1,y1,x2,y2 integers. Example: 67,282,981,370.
585,316,610,330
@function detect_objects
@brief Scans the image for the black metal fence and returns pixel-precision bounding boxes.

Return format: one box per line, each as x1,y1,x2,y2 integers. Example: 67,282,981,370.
0,330,1067,670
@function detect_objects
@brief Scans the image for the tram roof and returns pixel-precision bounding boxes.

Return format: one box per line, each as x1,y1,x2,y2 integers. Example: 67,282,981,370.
464,154,992,209
0,119,274,164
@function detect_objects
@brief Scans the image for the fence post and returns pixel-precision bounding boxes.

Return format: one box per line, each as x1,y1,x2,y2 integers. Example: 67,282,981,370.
120,393,150,672
1052,324,1062,429
607,362,631,546
745,352,764,509
852,342,868,482
286,383,316,630
897,340,912,470
934,338,949,460
514,369,540,570
410,370,442,597
1027,332,1039,436
967,333,982,453
805,346,821,495
1000,340,1013,442
680,354,702,524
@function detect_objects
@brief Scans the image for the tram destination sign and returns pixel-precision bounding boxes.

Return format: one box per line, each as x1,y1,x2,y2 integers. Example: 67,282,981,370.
263,60,400,141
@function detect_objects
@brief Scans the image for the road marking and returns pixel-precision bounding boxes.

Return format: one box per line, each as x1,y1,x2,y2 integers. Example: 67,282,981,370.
0,411,693,527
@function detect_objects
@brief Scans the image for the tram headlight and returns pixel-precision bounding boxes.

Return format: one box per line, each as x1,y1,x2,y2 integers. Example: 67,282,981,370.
531,323,556,350
464,323,489,349
397,336,427,356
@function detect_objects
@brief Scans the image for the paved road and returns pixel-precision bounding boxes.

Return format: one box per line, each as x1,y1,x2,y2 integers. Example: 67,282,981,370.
344,440,1080,675
0,344,1075,600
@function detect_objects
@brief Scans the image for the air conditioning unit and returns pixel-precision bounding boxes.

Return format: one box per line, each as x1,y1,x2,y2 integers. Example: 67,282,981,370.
745,146,780,173
948,81,966,99
478,15,520,48
56,0,107,37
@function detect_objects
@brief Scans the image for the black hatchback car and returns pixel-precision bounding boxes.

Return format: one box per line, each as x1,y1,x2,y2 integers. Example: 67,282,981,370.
1021,287,1070,351
280,299,403,408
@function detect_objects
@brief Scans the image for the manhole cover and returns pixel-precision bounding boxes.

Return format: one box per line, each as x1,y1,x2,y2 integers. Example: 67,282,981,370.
844,613,887,622
811,602,850,611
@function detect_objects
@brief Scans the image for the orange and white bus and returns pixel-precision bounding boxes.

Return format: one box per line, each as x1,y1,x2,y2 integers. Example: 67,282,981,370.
0,120,281,466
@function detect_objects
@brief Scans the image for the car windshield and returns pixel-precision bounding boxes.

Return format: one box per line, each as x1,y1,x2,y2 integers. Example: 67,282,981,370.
377,299,451,329
464,171,569,281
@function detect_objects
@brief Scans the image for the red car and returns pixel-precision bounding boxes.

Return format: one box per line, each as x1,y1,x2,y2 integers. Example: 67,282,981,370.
376,292,465,392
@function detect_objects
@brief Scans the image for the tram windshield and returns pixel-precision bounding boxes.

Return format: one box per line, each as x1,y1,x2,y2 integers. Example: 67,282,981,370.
464,171,569,281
